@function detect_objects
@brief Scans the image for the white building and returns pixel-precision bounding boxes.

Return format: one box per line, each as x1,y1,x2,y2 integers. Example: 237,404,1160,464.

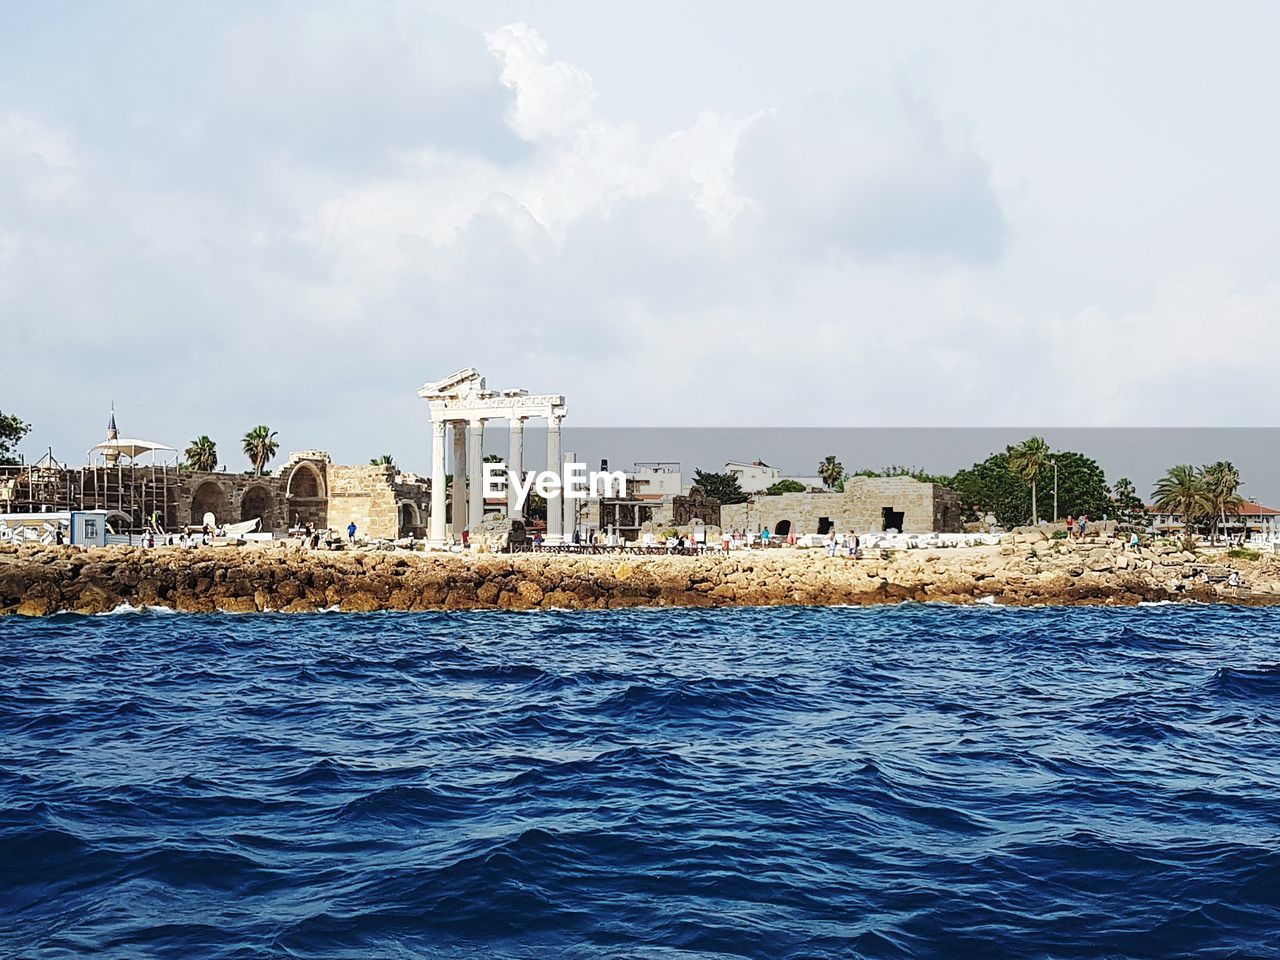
628,462,683,497
0,510,108,546
725,460,823,494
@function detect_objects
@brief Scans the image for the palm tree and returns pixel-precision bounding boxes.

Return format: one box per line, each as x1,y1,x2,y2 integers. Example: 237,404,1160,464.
818,455,844,490
370,454,394,466
1202,461,1244,544
1152,464,1209,551
242,425,279,476
1007,436,1051,525
185,435,218,473
1111,477,1143,525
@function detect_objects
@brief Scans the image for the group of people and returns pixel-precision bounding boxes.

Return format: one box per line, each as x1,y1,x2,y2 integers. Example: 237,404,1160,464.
1063,515,1092,539
294,522,347,550
173,524,216,547
825,529,860,558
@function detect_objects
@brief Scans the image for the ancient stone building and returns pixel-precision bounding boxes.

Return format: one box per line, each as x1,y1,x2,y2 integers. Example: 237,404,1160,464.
598,485,722,541
1,450,432,540
719,476,962,537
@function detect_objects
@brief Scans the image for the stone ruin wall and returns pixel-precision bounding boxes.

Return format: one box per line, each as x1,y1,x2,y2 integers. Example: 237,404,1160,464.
177,474,289,534
391,478,431,539
325,465,400,540
719,478,963,537
323,465,432,541
0,451,434,540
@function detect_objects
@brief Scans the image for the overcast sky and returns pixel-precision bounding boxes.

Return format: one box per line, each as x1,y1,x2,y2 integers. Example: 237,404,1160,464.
4,1,1279,479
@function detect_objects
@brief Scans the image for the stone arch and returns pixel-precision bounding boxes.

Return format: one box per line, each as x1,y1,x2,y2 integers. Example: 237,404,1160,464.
241,485,272,523
286,461,325,499
398,501,422,537
773,519,792,537
190,480,230,526
104,510,132,534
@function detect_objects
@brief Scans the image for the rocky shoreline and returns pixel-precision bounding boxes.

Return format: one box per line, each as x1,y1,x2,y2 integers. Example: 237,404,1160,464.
3,535,1280,616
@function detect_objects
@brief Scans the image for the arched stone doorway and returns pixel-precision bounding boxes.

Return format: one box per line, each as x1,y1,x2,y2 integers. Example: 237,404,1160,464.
105,510,132,534
241,485,272,524
286,462,325,498
286,461,327,530
190,480,230,526
398,501,421,537
774,519,792,537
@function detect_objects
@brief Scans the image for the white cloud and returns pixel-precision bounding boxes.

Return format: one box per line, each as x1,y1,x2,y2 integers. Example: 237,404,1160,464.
486,22,598,143
1,8,1277,474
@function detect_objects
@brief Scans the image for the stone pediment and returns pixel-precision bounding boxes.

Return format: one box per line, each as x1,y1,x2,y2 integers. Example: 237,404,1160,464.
418,367,487,400
419,368,564,421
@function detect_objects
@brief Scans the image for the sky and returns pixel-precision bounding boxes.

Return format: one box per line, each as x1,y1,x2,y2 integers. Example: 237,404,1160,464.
3,1,1280,482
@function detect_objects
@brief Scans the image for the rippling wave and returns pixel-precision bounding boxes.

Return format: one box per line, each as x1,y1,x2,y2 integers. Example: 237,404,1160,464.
2,605,1279,958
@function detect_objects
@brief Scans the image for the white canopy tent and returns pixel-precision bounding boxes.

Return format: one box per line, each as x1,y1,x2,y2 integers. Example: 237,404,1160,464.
87,439,179,466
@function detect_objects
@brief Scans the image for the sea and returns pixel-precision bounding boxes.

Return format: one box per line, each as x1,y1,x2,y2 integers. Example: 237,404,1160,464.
1,604,1278,959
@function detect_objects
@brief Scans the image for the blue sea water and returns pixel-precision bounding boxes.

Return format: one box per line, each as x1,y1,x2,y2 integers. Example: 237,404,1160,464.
2,605,1279,959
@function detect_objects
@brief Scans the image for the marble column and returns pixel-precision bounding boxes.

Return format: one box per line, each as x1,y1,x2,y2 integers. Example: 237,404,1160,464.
429,419,447,543
546,415,563,544
507,417,525,518
467,418,485,533
451,422,467,538
562,448,577,542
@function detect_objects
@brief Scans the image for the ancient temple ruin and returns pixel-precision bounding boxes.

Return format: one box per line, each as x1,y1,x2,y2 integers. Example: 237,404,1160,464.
419,368,567,545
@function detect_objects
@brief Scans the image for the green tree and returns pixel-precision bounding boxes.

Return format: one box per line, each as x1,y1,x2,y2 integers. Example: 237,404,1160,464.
1110,477,1144,524
185,435,218,472
1007,436,1052,525
0,411,32,466
950,453,1026,526
848,465,953,485
1152,464,1210,551
950,446,1111,528
692,469,747,505
817,455,845,490
764,478,807,495
525,491,547,521
370,454,394,466
1202,461,1245,544
1048,450,1113,521
242,425,279,476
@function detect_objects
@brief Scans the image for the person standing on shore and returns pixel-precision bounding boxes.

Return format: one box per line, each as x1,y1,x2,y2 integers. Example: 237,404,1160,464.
722,528,732,554
347,521,357,543
1077,515,1088,540
1066,515,1075,539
